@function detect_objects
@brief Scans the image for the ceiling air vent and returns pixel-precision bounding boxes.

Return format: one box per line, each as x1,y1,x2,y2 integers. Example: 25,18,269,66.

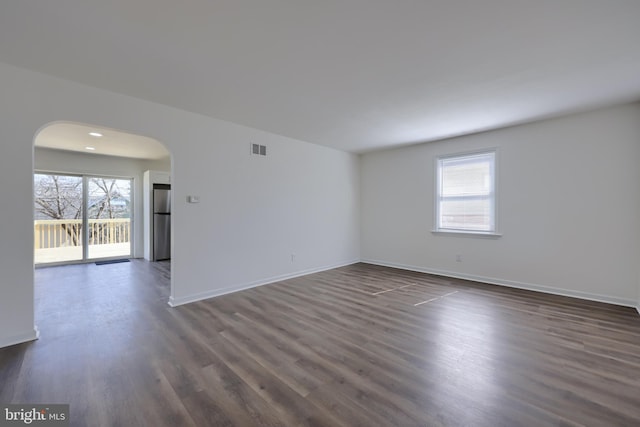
251,143,267,156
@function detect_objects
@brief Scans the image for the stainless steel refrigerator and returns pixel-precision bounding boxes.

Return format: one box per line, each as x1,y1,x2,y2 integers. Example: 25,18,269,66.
153,184,171,261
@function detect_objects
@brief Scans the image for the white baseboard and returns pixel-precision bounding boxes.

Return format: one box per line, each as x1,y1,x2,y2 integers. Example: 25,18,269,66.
0,327,39,349
361,259,638,308
168,259,360,307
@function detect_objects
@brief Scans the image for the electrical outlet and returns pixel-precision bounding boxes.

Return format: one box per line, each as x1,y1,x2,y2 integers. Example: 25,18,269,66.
291,254,296,263
456,254,462,262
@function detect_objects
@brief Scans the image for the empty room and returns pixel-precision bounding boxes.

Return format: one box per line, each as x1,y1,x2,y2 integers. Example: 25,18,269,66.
1,1,640,426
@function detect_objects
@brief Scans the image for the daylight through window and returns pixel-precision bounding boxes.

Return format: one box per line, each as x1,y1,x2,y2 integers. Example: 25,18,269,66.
436,150,496,233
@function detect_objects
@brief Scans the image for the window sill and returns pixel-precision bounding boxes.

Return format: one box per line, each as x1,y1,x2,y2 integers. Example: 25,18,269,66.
431,230,502,239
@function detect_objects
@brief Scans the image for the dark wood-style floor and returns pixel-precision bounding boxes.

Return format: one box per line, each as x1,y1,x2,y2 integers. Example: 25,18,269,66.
1,261,639,426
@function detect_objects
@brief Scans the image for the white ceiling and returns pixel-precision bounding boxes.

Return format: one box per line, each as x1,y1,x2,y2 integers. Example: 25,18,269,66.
2,1,640,153
36,122,170,160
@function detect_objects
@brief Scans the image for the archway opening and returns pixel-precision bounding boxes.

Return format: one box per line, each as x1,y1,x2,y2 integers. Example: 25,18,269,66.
32,121,174,305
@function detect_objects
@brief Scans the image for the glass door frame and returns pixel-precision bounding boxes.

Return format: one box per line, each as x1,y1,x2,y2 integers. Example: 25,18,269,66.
84,175,134,261
34,170,134,266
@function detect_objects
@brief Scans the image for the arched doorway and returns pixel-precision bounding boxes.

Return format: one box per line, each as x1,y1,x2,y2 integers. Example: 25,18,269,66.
32,121,174,299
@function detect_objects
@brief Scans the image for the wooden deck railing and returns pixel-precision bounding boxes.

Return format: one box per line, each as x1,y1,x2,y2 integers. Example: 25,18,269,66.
34,218,131,249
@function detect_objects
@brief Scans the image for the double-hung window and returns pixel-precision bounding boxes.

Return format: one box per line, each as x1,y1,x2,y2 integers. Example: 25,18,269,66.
435,150,497,234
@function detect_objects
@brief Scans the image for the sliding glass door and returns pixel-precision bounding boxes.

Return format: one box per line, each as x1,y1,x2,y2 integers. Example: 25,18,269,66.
34,174,84,264
34,173,133,265
87,178,132,260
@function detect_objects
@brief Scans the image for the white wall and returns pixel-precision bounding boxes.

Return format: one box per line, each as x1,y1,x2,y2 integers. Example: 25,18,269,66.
361,103,640,307
0,61,360,348
34,147,170,259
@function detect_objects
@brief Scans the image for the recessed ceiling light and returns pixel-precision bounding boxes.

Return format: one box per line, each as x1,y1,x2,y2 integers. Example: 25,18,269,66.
85,146,96,151
89,132,103,137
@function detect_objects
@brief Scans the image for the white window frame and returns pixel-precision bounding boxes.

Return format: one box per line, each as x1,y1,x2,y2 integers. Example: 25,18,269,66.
433,149,501,237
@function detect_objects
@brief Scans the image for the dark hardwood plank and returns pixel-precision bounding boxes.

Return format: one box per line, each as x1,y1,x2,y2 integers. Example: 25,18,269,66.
1,260,639,426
